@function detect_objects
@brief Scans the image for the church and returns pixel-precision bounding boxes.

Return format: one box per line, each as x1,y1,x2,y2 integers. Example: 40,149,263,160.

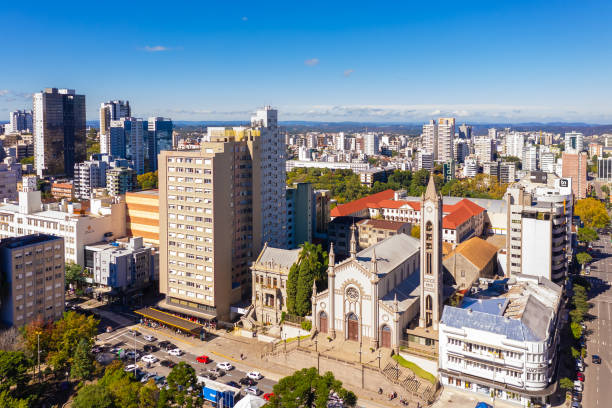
312,176,448,351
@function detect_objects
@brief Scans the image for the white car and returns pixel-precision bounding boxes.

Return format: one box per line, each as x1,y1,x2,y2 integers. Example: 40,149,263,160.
143,334,156,342
124,364,138,372
217,362,234,371
246,371,263,380
125,351,140,360
245,386,260,396
167,348,182,356
141,354,158,364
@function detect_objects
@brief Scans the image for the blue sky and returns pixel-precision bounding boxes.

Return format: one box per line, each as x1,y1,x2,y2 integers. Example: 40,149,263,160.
1,0,611,123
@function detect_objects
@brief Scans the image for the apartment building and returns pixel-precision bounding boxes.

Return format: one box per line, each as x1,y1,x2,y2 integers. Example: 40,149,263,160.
126,190,160,244
9,110,33,133
0,159,21,201
100,100,131,152
439,275,562,407
286,182,313,249
158,107,287,322
0,177,126,265
474,137,495,163
561,152,588,199
422,120,438,160
0,234,65,326
437,117,455,162
356,218,411,250
504,173,573,282
106,166,138,197
33,88,86,177
50,181,74,199
564,131,584,153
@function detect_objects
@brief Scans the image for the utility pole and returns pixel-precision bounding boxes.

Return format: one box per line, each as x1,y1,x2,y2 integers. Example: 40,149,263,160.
134,331,137,368
37,332,41,382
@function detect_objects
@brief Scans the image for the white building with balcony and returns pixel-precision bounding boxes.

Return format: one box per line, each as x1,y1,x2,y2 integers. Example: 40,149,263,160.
439,274,562,407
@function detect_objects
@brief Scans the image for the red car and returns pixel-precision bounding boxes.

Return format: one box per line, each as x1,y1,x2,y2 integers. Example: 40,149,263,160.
196,355,211,364
577,372,585,382
263,393,274,401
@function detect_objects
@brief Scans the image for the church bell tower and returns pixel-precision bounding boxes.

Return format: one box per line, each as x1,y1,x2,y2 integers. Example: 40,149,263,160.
419,175,443,330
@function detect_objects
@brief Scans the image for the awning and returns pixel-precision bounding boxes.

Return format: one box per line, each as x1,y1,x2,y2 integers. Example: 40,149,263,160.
157,299,217,320
134,307,204,334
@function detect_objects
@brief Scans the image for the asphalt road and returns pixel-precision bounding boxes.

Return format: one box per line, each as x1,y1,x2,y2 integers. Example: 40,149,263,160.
97,326,277,396
581,232,612,408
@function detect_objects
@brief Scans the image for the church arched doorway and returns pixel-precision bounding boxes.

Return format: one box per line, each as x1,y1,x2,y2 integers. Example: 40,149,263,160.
347,313,359,341
380,325,392,348
319,311,328,333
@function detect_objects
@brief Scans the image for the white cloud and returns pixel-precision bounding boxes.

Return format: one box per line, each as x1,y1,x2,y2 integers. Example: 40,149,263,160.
0,90,9,96
304,58,319,66
242,16,248,21
143,45,170,52
343,69,354,77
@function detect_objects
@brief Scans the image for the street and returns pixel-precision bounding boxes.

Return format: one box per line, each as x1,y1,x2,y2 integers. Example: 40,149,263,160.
581,231,612,408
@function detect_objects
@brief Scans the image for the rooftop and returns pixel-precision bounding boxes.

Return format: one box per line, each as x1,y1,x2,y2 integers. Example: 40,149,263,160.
0,233,62,249
254,244,301,271
444,237,498,270
352,233,420,277
357,218,409,231
126,189,159,196
330,189,395,217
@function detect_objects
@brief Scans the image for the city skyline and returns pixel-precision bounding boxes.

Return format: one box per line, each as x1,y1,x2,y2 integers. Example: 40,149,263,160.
2,1,612,122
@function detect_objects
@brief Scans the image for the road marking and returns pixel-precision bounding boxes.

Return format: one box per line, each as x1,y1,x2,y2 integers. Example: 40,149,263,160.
137,325,200,347
210,350,241,364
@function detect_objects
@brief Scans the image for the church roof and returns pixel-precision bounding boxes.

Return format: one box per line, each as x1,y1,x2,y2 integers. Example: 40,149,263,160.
354,233,420,277
381,272,420,312
424,175,439,201
254,245,301,272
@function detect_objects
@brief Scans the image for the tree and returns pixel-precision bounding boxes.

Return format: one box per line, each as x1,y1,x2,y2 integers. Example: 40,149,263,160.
411,225,420,239
137,171,158,190
19,157,34,165
71,338,94,380
73,384,114,408
559,377,574,392
575,252,592,267
575,198,610,229
570,322,583,340
0,327,24,352
577,227,599,244
270,367,357,408
0,391,29,408
46,311,99,371
290,243,328,317
167,362,197,393
139,380,160,407
0,351,32,394
286,263,299,315
65,262,85,289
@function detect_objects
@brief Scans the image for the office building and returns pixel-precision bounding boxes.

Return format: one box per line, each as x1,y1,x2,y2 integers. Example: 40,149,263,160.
564,131,584,153
364,133,380,156
158,107,287,322
106,166,137,197
100,100,131,153
483,161,500,181
0,158,21,201
540,152,555,173
33,88,86,177
561,152,588,199
521,145,538,172
439,274,562,407
504,173,573,282
147,117,173,172
9,110,33,133
0,177,126,265
598,157,612,181
500,162,517,183
73,154,115,199
126,190,160,245
286,182,313,249
505,132,524,158
437,118,455,162
417,151,434,171
0,234,65,327
474,137,495,163
109,118,147,174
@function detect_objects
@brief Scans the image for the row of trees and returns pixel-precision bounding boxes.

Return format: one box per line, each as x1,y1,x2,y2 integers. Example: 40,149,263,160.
286,243,328,317
287,168,510,204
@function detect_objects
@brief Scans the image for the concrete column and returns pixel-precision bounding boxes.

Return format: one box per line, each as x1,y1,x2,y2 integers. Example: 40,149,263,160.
329,273,336,338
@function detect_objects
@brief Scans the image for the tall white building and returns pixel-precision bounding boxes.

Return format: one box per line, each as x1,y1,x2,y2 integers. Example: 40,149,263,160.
540,152,555,173
488,127,498,139
505,132,525,158
474,137,495,163
73,154,116,199
564,131,584,153
364,133,379,156
100,100,131,154
437,118,455,162
336,132,346,151
521,145,538,172
463,156,478,178
422,120,438,160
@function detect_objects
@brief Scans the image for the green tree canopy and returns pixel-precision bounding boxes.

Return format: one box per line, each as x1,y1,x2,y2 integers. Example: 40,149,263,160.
411,225,420,239
71,338,94,380
137,171,158,190
575,197,610,229
270,367,357,408
559,377,574,392
575,252,592,266
65,262,85,289
73,383,114,408
167,362,197,392
0,351,32,394
577,227,599,244
288,243,328,316
19,157,34,165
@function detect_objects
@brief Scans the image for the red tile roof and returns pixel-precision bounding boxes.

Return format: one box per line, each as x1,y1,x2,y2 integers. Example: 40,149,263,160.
331,189,395,217
442,206,473,229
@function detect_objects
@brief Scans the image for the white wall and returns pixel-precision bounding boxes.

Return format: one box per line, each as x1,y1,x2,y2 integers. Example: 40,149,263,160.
521,218,552,280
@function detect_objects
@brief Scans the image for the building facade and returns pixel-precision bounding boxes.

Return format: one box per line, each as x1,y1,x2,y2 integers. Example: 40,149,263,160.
9,110,33,133
109,118,147,174
106,166,138,196
356,218,411,250
125,190,160,244
147,117,173,172
33,88,86,177
561,152,588,199
100,100,131,153
0,234,65,326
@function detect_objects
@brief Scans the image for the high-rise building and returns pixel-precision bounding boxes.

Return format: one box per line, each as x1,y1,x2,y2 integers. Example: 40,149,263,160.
540,152,556,173
458,124,472,140
126,190,160,245
364,133,379,156
106,166,138,196
437,117,455,162
417,151,434,171
463,156,478,178
454,139,469,163
505,132,524,158
488,128,498,139
474,137,495,163
9,110,33,133
286,182,314,249
158,107,287,321
522,145,538,172
100,100,131,153
0,234,65,326
562,152,588,198
33,88,86,177
109,117,147,174
147,117,173,172
564,131,584,153
499,161,516,183
422,120,437,160
336,132,346,151
0,158,21,201
598,157,612,181
73,154,114,199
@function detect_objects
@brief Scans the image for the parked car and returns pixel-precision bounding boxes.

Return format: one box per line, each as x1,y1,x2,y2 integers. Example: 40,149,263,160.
577,372,585,382
208,368,224,377
125,351,141,360
160,360,176,368
263,393,275,401
140,372,156,383
127,329,140,336
572,391,582,402
154,375,166,384
141,354,158,364
158,340,170,348
196,355,211,364
571,402,581,408
592,355,601,364
225,381,240,389
217,362,233,371
574,381,583,392
246,371,263,380
164,343,177,351
245,386,260,396
143,334,156,342
168,348,182,356
143,345,158,353
202,373,217,380
124,364,138,372
239,377,256,386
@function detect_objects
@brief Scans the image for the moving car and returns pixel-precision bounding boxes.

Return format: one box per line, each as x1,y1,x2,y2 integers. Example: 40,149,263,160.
245,386,260,396
263,393,275,401
239,377,256,386
196,355,211,364
127,329,140,336
592,354,601,364
141,354,158,364
143,334,156,342
168,348,182,356
246,371,263,380
217,362,233,371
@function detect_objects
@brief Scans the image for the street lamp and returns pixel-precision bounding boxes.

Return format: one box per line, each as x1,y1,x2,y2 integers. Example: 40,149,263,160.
358,340,362,364
35,331,41,382
315,339,318,352
133,331,137,368
378,350,381,369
